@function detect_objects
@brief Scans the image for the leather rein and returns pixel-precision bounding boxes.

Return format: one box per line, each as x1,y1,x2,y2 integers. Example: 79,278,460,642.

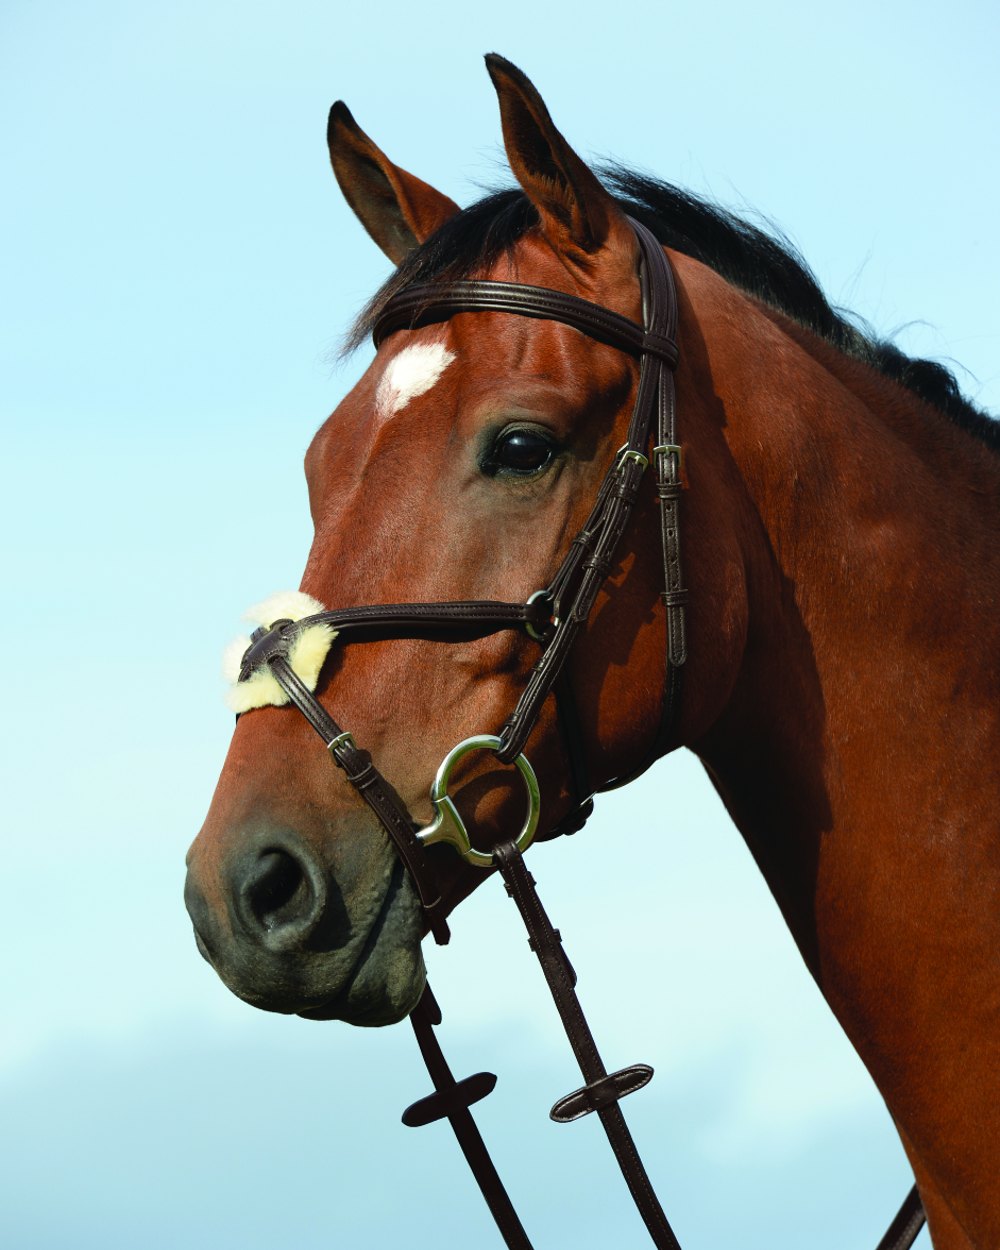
235,220,925,1250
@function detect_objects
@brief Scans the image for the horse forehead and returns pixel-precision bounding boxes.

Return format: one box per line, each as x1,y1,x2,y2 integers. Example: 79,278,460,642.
375,338,456,419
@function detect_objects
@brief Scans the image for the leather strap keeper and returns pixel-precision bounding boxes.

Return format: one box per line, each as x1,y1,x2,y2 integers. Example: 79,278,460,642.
550,1063,654,1123
402,1071,498,1127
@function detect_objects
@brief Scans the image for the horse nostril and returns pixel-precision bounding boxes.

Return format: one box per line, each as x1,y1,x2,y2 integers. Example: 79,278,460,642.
247,851,310,929
232,843,328,948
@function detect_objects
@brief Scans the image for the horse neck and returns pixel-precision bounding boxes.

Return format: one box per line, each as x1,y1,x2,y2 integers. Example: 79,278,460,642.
677,267,1000,1224
682,271,1000,901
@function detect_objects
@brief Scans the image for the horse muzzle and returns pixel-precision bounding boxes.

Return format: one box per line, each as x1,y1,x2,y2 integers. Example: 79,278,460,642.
184,824,427,1023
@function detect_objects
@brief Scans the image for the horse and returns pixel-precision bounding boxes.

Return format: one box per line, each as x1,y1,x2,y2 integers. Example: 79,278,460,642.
184,55,1000,1250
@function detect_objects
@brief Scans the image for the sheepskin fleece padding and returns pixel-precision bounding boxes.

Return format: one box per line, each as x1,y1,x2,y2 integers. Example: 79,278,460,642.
223,590,337,714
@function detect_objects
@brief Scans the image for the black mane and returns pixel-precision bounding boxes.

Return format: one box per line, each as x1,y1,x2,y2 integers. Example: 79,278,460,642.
349,168,998,451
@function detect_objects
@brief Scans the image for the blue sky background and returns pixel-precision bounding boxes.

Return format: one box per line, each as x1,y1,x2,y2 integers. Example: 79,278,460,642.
3,2,997,1246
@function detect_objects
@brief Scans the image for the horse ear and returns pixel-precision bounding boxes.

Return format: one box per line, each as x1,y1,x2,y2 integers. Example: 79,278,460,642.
484,54,627,259
327,102,460,265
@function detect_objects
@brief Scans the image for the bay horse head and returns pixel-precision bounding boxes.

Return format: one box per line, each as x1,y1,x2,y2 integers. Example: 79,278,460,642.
186,55,710,1024
186,56,1000,1248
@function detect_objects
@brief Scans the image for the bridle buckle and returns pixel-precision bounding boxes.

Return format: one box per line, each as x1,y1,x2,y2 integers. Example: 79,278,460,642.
616,446,649,473
653,443,685,478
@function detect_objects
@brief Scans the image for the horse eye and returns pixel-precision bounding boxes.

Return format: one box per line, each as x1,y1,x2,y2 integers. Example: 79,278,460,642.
489,429,554,475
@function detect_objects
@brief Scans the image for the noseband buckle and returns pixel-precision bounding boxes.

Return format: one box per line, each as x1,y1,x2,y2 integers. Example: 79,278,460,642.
326,730,356,754
416,735,540,868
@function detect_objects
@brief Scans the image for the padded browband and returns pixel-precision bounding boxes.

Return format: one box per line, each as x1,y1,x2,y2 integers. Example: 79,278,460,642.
373,278,679,365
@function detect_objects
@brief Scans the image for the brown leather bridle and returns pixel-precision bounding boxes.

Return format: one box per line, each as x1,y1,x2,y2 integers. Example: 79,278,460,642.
234,220,924,1250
